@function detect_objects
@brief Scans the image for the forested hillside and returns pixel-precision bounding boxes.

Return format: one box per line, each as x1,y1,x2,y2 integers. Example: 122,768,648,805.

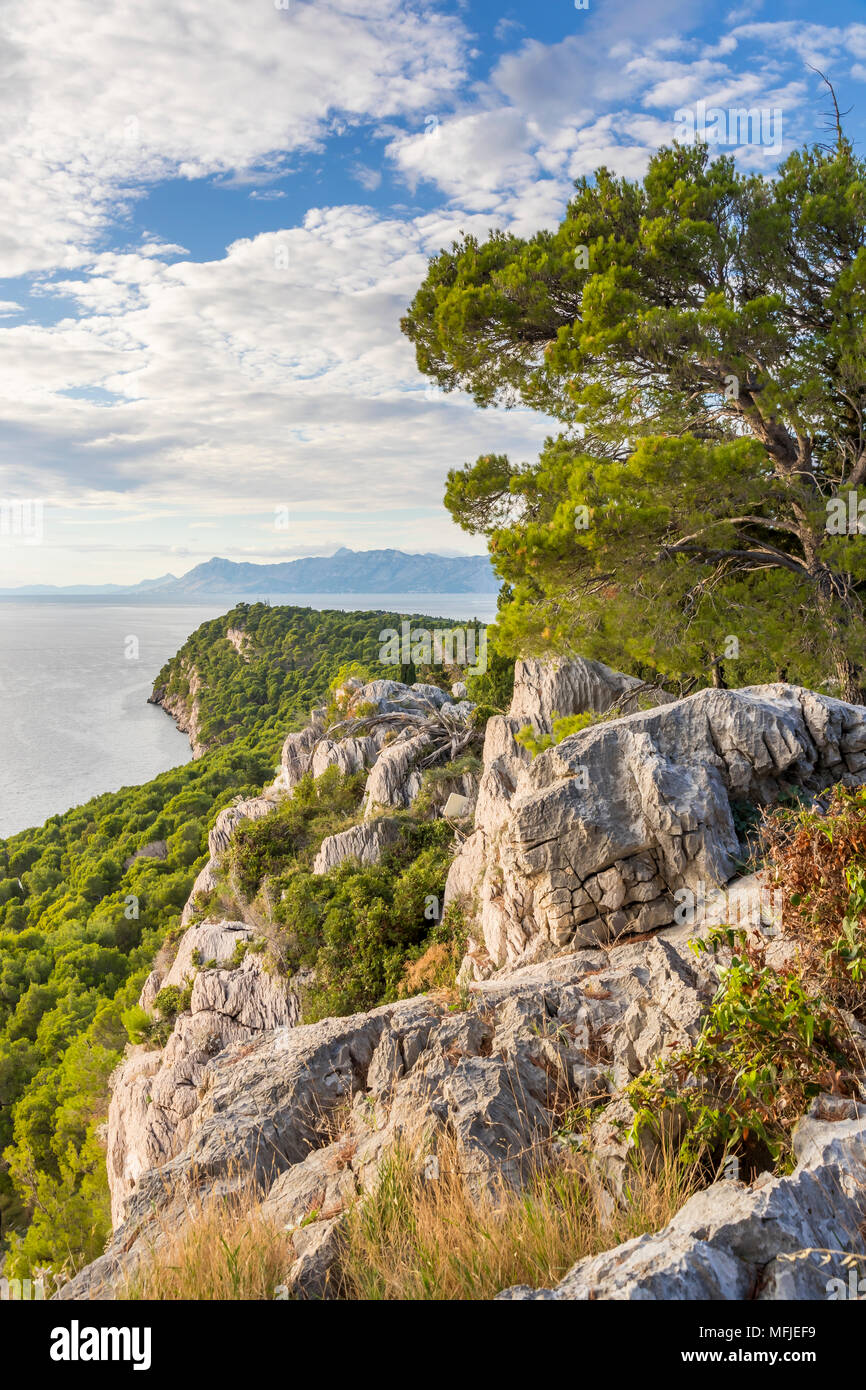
0,603,476,1274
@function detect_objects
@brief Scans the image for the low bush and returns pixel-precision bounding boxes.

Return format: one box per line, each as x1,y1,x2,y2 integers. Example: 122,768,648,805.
628,927,861,1173
763,784,866,1018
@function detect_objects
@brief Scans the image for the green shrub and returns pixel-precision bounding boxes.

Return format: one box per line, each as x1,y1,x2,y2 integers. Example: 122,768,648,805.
515,709,603,757
628,927,860,1172
154,983,193,1022
278,821,456,1019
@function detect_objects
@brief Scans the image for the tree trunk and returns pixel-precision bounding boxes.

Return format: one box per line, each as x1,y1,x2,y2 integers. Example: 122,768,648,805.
834,650,865,705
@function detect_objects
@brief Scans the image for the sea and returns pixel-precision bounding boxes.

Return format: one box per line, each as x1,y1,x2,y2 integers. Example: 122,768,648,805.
0,592,498,839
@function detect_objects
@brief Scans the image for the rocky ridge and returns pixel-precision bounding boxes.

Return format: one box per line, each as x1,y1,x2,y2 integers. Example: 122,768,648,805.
58,659,866,1301
148,659,207,758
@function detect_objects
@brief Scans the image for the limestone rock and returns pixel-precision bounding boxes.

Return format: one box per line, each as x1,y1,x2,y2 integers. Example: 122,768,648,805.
181,795,278,924
123,840,167,870
312,818,404,874
450,682,866,970
311,734,383,780
274,724,319,793
59,926,723,1298
362,729,433,818
107,921,298,1229
508,656,674,733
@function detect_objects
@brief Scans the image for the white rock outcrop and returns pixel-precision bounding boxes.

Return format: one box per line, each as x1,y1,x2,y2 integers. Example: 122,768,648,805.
181,794,279,924
59,659,866,1303
106,920,298,1228
447,678,866,976
60,919,723,1298
312,818,404,875
508,655,674,733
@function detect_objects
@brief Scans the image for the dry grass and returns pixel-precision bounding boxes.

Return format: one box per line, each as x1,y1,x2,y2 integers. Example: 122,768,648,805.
119,1178,293,1301
116,1129,702,1301
401,941,456,994
335,1135,702,1301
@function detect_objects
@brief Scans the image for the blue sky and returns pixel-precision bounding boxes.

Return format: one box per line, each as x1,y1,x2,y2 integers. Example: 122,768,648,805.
2,0,866,586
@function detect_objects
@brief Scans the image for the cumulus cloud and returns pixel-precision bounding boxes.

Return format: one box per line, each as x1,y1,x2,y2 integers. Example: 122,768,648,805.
0,208,551,522
0,0,469,276
385,12,830,218
2,2,865,584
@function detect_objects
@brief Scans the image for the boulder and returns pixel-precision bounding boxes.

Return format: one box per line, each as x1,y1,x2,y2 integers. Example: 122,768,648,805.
362,729,433,818
312,818,404,874
311,734,386,780
274,724,319,793
123,840,167,870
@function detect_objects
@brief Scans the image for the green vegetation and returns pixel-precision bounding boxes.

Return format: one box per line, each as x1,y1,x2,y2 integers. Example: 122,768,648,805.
404,134,866,699
763,784,866,1015
203,762,467,1021
515,709,613,757
628,787,866,1176
628,926,861,1173
0,601,486,1281
153,602,483,751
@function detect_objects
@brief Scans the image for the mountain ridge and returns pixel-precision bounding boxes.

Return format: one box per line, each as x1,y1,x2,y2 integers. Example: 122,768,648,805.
0,549,498,596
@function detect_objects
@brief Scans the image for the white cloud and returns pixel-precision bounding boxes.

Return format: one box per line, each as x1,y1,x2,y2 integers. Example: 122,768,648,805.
351,162,383,191
1,2,863,586
0,208,552,524
0,0,470,276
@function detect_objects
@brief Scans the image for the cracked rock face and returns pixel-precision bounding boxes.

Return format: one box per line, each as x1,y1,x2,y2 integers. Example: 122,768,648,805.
509,655,674,733
182,794,279,925
62,661,866,1302
448,679,866,976
312,818,404,874
361,729,434,817
105,921,299,1229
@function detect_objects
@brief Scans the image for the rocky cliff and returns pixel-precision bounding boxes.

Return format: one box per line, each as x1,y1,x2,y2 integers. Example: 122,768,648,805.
58,661,866,1301
148,658,207,757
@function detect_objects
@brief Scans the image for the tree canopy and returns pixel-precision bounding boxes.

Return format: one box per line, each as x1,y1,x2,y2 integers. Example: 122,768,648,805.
403,136,866,697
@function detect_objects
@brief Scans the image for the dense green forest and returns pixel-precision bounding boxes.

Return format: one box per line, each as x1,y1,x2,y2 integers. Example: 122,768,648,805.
0,602,484,1279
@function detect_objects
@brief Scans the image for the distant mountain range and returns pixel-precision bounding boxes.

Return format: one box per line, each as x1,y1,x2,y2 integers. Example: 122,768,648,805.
1,548,499,596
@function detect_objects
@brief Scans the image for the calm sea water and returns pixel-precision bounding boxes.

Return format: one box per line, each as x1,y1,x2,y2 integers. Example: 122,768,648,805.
0,593,498,838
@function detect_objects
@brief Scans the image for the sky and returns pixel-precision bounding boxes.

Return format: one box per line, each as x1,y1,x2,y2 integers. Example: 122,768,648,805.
2,0,866,586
